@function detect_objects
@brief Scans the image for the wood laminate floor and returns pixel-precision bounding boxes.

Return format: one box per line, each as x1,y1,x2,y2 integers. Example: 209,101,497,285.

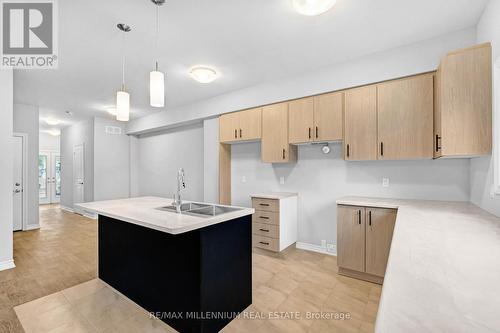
1,205,381,333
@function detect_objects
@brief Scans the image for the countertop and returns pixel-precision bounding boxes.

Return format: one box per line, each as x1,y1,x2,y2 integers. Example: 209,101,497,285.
250,192,298,200
76,196,254,235
336,196,500,333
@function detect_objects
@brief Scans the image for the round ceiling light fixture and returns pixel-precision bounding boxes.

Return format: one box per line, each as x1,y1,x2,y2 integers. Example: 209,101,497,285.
189,66,219,83
47,129,61,136
292,0,337,16
44,118,61,126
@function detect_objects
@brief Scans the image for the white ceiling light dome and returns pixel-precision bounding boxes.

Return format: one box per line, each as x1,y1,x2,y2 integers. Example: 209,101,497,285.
44,118,61,126
292,0,337,16
47,129,61,136
189,66,219,84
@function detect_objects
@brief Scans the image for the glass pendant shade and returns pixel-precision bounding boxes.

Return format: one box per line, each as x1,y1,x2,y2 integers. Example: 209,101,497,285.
150,70,165,107
116,90,130,121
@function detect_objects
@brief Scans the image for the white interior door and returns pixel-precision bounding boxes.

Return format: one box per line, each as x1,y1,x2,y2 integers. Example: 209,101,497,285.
39,152,50,204
73,144,85,205
13,136,24,231
51,154,61,203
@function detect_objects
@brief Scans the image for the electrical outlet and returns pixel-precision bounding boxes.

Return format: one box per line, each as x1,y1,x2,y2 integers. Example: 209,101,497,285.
321,240,327,249
241,176,247,183
382,178,390,187
279,176,285,185
327,243,336,253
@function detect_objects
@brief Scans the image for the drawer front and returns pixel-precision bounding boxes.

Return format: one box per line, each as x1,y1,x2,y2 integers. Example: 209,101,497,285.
253,235,279,252
252,211,279,225
252,222,279,238
252,198,279,212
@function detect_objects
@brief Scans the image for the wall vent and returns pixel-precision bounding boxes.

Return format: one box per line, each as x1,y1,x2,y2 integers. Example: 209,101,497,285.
105,126,122,135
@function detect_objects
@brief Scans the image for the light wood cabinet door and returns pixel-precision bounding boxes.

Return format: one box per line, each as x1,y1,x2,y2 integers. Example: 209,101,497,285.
377,74,434,160
365,208,396,277
219,112,239,143
262,103,297,163
239,107,262,140
437,43,492,157
314,92,343,141
289,97,314,144
344,85,378,160
337,206,365,272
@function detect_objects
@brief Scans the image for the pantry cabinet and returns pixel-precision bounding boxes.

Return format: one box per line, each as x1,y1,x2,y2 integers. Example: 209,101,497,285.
262,102,297,163
377,74,434,160
434,43,492,158
337,205,396,284
219,107,262,143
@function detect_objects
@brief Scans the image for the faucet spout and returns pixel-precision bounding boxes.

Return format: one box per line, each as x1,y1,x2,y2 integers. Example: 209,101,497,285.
174,168,186,213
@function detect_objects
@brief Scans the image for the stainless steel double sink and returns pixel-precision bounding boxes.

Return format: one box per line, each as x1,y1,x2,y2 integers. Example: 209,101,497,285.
156,202,242,218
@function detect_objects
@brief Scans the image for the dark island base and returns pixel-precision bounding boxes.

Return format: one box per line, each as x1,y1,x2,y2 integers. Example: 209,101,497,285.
98,214,252,333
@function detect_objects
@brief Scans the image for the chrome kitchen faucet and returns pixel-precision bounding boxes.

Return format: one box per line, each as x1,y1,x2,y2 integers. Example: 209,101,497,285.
173,168,186,213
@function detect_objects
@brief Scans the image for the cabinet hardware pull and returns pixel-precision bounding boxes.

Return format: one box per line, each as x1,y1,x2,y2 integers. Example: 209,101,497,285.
358,210,361,225
435,135,442,152
234,129,237,139
283,148,286,159
346,144,350,158
316,126,319,139
368,211,372,226
259,216,270,219
309,127,311,139
380,142,384,157
259,203,270,207
259,241,269,245
240,128,242,138
259,229,270,232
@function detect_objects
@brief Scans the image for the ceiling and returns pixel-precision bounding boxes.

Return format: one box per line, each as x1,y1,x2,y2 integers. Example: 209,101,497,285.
15,0,489,129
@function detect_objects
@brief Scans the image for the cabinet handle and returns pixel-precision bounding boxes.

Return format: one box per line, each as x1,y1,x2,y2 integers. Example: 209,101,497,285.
259,241,270,245
259,203,270,207
234,129,237,139
358,210,361,225
240,128,242,138
346,144,350,158
308,127,311,139
259,229,270,232
316,126,319,139
380,142,384,157
259,216,270,219
435,135,442,152
368,211,372,226
282,148,286,159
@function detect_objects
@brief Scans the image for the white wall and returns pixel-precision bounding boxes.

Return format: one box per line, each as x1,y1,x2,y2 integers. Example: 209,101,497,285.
39,132,60,151
203,118,219,203
93,117,130,201
137,123,204,202
13,104,39,228
0,69,14,270
470,0,500,217
60,119,94,209
231,143,470,245
126,28,476,135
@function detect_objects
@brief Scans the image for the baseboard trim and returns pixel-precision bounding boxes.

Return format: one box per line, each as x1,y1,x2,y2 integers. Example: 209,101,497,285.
0,259,15,272
296,242,337,256
60,205,74,213
83,211,97,220
24,224,40,231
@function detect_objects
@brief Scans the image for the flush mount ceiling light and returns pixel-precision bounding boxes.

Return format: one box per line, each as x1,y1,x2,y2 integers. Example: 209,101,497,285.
47,129,61,136
44,118,61,126
116,23,132,122
150,0,166,108
189,66,219,83
292,0,337,16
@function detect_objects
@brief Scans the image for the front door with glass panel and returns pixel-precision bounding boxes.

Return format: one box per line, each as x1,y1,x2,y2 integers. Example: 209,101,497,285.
39,151,61,204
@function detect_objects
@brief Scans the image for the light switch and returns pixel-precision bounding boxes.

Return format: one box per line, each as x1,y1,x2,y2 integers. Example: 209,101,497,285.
382,178,390,187
279,177,285,185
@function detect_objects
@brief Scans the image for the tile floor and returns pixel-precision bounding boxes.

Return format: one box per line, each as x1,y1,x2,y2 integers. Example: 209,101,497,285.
2,205,381,333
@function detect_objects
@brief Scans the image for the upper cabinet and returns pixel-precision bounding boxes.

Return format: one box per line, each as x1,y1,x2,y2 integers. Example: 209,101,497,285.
434,43,492,158
377,74,434,160
262,102,297,163
219,107,262,143
288,92,343,144
344,85,378,161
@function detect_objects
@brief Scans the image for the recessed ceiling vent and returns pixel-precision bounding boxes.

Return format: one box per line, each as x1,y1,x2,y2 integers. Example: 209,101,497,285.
105,125,122,135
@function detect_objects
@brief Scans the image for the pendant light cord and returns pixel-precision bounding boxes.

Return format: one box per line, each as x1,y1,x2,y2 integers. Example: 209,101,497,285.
155,4,159,71
121,32,126,90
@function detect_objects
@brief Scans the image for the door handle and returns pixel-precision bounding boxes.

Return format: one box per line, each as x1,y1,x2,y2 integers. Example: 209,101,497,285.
346,144,350,158
259,241,270,245
240,128,242,138
316,126,319,139
259,229,270,232
435,135,442,152
368,211,372,226
358,210,361,225
380,142,384,157
13,189,21,194
15,182,20,186
234,129,237,139
308,127,311,139
282,148,286,160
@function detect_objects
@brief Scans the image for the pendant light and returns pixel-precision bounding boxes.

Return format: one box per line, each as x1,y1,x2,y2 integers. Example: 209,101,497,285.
116,23,131,122
150,0,165,108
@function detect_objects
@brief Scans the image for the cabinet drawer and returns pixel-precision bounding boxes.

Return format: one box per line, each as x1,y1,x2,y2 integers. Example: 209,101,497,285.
252,211,279,225
252,222,279,238
252,198,279,212
253,235,279,252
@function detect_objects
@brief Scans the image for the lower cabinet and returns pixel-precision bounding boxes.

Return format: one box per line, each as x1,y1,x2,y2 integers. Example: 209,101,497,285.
337,205,396,284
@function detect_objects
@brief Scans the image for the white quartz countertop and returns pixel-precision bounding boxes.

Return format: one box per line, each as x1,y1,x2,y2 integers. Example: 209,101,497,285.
250,192,298,200
76,196,254,235
337,196,500,333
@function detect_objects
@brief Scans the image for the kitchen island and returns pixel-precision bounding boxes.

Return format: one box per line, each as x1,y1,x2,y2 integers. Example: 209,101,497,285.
77,196,255,333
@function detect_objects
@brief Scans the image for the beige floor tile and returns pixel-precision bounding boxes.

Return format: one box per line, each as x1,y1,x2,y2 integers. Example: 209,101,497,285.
62,278,105,304
253,285,287,313
19,303,84,333
14,292,68,322
265,272,300,295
